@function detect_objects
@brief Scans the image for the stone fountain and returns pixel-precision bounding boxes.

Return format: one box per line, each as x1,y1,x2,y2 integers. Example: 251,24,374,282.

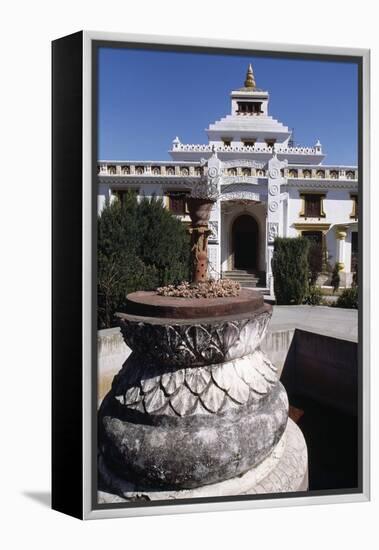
98,154,308,502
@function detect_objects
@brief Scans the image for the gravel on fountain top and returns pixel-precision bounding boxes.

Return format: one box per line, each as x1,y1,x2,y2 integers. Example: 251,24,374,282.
157,279,241,299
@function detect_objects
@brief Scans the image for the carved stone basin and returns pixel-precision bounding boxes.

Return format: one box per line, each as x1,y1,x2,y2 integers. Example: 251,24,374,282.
98,289,290,491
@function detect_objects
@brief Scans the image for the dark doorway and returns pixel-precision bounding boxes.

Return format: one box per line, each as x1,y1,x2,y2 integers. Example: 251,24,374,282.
301,230,322,246
232,214,258,269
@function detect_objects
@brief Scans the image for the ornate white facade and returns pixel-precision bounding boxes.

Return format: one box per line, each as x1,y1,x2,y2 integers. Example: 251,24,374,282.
98,65,358,290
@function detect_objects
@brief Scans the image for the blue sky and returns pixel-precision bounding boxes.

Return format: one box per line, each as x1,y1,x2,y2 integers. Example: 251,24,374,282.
98,47,358,165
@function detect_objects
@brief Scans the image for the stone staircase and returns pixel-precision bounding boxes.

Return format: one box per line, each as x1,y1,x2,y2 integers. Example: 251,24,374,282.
222,269,266,289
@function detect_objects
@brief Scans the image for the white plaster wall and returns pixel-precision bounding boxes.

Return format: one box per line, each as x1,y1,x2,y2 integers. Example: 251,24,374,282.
286,187,357,273
98,183,112,214
287,188,355,227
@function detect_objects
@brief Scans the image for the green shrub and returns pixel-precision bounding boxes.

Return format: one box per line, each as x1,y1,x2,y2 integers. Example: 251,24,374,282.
333,287,358,309
308,241,324,286
352,264,358,287
303,285,323,306
272,237,310,305
331,262,342,293
97,193,190,328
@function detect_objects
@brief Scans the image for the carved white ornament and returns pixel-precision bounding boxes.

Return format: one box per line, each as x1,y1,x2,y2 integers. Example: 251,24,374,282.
223,160,266,169
267,222,279,243
269,201,279,212
208,166,219,178
220,191,261,202
208,246,218,275
208,221,219,241
269,184,279,196
269,168,281,179
222,176,259,185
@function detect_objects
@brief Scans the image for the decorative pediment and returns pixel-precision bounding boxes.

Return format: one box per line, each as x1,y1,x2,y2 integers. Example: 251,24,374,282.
220,184,261,203
222,160,266,169
222,176,259,185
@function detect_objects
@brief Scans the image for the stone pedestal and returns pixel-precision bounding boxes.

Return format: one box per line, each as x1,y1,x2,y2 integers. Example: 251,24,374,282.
98,289,308,500
98,419,308,503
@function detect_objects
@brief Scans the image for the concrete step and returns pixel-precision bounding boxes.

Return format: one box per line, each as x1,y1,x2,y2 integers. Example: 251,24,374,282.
224,275,260,281
223,270,258,275
222,270,266,288
223,273,259,279
239,281,258,288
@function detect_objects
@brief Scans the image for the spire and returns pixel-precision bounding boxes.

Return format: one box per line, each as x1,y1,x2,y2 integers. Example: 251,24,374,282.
244,63,256,89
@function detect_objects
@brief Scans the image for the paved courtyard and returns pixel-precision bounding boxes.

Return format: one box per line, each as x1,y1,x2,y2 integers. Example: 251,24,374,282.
268,305,358,342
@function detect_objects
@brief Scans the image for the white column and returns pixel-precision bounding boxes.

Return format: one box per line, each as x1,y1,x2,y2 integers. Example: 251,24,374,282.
207,152,223,279
335,226,347,271
266,155,288,291
208,200,221,278
98,183,112,214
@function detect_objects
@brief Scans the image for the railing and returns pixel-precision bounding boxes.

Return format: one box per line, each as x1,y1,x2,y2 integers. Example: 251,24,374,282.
97,163,357,181
170,143,323,155
97,163,203,177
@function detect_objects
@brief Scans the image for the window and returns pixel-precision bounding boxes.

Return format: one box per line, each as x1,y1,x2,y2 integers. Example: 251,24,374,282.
228,168,237,176
330,170,339,179
166,166,175,175
151,166,161,175
121,165,130,175
300,193,326,218
346,170,355,180
303,169,312,179
236,101,262,114
135,166,144,175
167,192,189,215
108,165,116,175
316,170,325,179
242,168,251,176
288,169,298,178
350,194,358,219
222,138,232,147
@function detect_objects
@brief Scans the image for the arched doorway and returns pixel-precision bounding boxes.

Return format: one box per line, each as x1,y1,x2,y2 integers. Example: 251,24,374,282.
232,214,259,270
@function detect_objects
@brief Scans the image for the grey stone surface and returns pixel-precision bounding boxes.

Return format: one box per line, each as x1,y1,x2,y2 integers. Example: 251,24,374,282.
111,349,280,416
99,380,288,489
119,308,271,368
98,418,308,502
98,299,296,492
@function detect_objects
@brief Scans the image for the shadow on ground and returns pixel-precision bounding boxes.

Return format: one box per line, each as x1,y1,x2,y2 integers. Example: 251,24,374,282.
23,491,51,508
289,395,358,491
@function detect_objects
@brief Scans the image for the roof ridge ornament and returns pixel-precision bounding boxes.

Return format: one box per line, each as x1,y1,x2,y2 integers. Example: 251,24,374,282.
244,63,256,89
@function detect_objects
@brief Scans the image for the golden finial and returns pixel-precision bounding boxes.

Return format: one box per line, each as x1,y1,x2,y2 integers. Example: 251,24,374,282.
244,63,256,89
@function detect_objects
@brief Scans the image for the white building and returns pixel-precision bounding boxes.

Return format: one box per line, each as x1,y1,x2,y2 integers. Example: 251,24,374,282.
98,64,358,290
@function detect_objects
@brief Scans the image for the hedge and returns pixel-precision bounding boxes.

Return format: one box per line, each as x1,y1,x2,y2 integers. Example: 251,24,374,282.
97,193,190,328
272,237,310,305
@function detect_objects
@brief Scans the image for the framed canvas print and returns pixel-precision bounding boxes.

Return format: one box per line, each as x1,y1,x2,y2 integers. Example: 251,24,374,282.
52,31,370,520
